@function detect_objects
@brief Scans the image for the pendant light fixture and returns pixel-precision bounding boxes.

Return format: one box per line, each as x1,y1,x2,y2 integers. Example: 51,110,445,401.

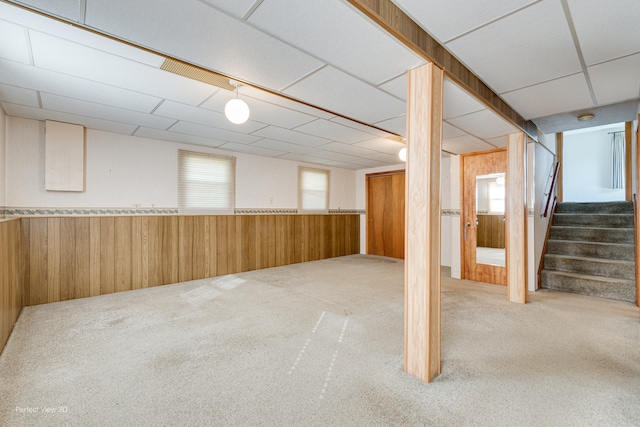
398,147,407,162
225,80,250,125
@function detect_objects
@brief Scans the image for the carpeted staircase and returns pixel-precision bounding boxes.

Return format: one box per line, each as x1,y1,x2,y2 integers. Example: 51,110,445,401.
540,201,636,302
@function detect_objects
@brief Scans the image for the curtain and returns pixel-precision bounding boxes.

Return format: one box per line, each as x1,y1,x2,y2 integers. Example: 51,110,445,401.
611,132,624,189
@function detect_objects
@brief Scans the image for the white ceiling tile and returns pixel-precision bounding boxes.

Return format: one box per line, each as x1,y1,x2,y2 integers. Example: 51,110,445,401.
2,101,138,134
393,0,538,43
589,54,640,106
317,142,377,157
34,20,164,68
153,100,267,134
328,116,394,138
84,0,324,92
364,152,403,164
200,90,316,130
10,0,81,21
501,73,594,120
238,85,336,120
442,135,494,155
0,58,161,112
486,136,507,148
349,158,389,168
445,0,582,93
294,119,374,144
0,2,163,67
134,127,226,148
443,121,467,139
251,139,316,155
353,138,406,155
447,109,518,140
251,125,331,147
307,150,361,163
169,121,262,144
322,161,360,170
443,78,485,119
40,93,176,130
373,115,406,136
568,0,640,65
0,83,39,107
29,31,217,106
217,142,286,158
277,153,334,165
378,74,407,100
200,0,258,18
0,18,31,64
248,0,423,85
284,66,406,124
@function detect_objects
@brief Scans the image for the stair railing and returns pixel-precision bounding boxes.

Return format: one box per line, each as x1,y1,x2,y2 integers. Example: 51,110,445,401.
537,161,560,288
541,161,560,217
537,196,558,289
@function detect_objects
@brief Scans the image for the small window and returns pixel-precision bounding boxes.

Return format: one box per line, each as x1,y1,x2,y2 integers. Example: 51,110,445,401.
298,167,330,213
178,150,235,214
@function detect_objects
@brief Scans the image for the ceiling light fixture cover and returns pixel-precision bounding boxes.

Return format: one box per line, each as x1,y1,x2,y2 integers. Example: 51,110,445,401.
578,113,594,121
399,147,407,162
225,81,250,124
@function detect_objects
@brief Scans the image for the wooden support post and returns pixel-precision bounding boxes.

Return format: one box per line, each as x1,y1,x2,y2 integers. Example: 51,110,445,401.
507,132,527,304
404,62,442,382
635,116,640,307
556,132,563,203
625,121,632,202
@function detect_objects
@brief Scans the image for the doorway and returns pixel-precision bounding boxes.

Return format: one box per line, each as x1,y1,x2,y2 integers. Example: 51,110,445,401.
366,170,405,259
462,149,507,285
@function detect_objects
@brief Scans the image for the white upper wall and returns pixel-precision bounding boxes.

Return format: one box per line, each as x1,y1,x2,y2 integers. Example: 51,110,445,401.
4,116,356,210
563,123,625,202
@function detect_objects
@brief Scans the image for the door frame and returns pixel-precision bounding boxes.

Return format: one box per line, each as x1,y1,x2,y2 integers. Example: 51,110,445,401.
366,169,406,256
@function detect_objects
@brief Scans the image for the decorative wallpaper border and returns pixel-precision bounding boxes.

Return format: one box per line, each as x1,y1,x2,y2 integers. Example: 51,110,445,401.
442,210,461,216
3,207,368,217
3,208,179,217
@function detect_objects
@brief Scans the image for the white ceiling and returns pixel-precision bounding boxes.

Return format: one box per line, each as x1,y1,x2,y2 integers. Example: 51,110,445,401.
0,0,638,170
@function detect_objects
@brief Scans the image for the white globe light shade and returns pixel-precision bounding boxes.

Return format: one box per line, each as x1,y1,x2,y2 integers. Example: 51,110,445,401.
398,147,407,162
225,98,250,124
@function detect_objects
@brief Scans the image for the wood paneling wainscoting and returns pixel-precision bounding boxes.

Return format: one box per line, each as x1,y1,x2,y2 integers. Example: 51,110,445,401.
21,214,360,306
1,219,22,353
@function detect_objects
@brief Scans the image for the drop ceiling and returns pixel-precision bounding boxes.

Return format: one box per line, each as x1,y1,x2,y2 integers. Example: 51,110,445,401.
0,0,638,170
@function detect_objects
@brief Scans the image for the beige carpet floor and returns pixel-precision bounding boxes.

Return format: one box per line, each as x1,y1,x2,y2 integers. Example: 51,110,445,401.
1,254,639,426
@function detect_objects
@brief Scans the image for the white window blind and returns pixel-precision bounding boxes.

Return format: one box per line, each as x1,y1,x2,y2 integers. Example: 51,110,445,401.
178,150,236,214
298,167,330,213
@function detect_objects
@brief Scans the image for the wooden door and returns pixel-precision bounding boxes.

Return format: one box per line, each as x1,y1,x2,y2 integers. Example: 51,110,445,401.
367,171,405,259
462,149,507,285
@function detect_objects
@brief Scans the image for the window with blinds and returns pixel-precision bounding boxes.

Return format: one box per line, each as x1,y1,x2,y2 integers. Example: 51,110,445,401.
298,166,330,213
178,150,236,214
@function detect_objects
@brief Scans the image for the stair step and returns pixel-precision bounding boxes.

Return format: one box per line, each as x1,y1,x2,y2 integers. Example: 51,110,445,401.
549,226,634,244
552,213,634,228
540,270,635,303
546,240,635,261
555,201,633,214
544,254,635,280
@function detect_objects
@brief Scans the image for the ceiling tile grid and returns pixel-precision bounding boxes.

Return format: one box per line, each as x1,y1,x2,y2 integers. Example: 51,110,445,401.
567,0,640,66
247,0,423,86
444,0,583,95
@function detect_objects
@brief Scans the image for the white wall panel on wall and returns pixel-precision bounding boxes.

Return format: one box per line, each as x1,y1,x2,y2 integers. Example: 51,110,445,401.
5,117,356,211
45,120,85,192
